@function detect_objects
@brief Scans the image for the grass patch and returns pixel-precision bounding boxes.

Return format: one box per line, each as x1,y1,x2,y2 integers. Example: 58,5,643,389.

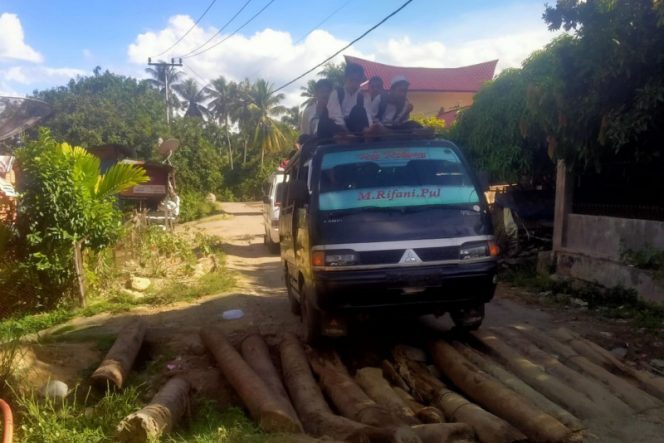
15,385,143,443
168,402,266,443
501,259,664,333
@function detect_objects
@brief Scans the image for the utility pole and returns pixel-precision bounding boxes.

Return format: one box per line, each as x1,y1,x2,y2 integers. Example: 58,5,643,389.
147,57,183,126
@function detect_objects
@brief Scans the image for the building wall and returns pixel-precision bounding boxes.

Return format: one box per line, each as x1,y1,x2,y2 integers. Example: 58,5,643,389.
555,213,664,302
409,91,475,117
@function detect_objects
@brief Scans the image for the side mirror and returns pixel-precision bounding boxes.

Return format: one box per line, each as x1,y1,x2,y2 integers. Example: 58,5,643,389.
478,170,490,192
289,180,309,204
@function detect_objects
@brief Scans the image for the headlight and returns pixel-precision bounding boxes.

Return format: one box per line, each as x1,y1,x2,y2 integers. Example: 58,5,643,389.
312,250,358,267
459,240,499,260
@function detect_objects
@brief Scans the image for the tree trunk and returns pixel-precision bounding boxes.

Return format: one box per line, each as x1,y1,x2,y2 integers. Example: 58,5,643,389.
308,349,418,439
488,327,633,417
91,319,146,389
240,334,301,428
392,346,526,443
473,329,604,419
116,377,190,442
73,241,86,307
279,333,400,442
451,341,583,432
355,367,419,425
551,327,664,399
392,387,445,424
510,324,663,413
243,138,248,164
430,339,572,443
411,423,476,443
225,119,234,170
199,326,301,433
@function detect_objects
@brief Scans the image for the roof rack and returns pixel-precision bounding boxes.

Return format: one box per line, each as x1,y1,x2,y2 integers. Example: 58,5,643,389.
299,127,440,161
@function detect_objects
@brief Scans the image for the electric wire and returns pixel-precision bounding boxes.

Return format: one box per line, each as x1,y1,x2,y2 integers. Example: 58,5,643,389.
182,0,277,59
292,0,352,45
178,0,254,58
153,0,218,58
273,0,414,93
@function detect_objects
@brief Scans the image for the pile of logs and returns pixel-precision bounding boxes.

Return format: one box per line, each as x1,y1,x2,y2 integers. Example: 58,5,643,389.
90,318,664,443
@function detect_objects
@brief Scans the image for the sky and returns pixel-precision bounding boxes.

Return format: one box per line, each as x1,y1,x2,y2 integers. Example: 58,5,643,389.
0,0,561,106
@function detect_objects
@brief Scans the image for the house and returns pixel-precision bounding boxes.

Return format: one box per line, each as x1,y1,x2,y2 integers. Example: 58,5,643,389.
344,55,497,122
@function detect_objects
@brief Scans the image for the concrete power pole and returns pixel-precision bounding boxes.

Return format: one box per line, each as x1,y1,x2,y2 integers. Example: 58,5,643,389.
147,57,183,126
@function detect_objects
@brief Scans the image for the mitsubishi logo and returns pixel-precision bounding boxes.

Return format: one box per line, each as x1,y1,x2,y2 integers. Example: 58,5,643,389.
399,249,422,264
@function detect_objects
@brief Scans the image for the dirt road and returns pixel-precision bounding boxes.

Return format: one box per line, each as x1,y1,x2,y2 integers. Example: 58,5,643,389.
38,201,663,442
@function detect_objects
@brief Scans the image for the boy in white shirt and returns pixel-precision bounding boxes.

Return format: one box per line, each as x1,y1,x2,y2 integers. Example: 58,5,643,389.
378,75,414,128
299,79,333,136
326,63,374,133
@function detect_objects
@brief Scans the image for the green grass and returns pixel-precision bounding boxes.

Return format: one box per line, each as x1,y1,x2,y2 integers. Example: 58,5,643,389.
167,403,266,443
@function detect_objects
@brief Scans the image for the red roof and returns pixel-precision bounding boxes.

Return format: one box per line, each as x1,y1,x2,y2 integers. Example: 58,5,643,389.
345,55,497,92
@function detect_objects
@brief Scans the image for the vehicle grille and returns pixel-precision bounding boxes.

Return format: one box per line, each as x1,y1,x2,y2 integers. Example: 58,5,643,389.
414,246,459,261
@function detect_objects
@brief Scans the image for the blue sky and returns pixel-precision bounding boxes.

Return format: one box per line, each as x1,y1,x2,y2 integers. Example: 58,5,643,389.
0,0,559,104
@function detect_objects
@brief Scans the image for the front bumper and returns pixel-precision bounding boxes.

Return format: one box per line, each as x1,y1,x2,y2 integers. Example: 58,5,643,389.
313,260,497,313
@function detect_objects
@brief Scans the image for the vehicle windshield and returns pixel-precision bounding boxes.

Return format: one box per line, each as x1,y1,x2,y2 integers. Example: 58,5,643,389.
318,146,479,212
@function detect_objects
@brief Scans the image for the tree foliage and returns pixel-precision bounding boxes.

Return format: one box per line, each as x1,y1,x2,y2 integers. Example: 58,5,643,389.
33,69,167,159
2,129,147,312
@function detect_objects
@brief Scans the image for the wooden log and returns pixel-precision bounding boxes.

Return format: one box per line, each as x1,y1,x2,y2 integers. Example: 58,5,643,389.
490,327,633,417
116,377,190,442
199,326,301,433
91,319,146,389
240,334,301,428
430,339,572,443
279,333,406,443
412,423,477,443
511,324,663,413
452,342,583,432
393,347,526,443
551,327,664,399
383,360,411,392
307,349,421,443
355,367,420,425
392,387,445,424
473,329,604,419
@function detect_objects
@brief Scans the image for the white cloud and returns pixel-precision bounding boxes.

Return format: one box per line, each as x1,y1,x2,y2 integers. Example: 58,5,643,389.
128,9,561,107
82,48,93,59
128,18,367,106
0,65,86,90
0,13,42,63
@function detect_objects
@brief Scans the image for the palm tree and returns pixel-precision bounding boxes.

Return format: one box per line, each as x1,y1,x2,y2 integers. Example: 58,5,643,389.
281,106,300,129
229,79,255,164
207,76,236,169
173,78,210,119
300,79,317,108
145,61,184,124
318,62,345,88
249,79,288,167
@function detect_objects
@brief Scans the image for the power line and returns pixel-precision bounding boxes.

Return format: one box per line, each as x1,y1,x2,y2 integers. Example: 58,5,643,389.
178,0,254,58
153,0,219,58
182,0,276,59
273,0,414,93
292,0,352,45
183,64,210,87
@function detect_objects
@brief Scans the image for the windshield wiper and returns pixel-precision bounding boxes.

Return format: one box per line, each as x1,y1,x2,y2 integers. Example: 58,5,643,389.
403,203,480,213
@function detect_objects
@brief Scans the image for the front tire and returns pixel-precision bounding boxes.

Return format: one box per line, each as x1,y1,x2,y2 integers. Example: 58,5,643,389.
302,287,322,345
451,304,485,331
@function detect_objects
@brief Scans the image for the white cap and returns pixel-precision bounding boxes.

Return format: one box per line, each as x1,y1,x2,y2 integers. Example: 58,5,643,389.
390,75,409,88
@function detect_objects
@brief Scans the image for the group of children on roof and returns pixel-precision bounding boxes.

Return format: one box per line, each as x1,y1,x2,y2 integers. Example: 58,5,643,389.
299,62,419,141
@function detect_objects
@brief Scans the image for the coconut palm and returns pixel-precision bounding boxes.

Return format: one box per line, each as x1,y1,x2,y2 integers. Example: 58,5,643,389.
229,79,256,164
173,78,210,119
281,105,300,129
145,61,184,123
207,76,236,168
249,79,288,167
300,79,317,108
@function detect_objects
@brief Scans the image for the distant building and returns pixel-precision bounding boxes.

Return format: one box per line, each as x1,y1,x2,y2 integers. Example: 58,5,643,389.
345,55,497,124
